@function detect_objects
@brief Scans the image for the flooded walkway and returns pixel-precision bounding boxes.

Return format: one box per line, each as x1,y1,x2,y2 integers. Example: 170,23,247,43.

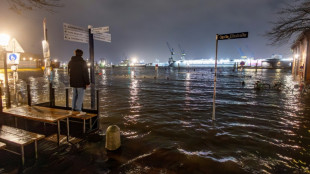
0,67,310,173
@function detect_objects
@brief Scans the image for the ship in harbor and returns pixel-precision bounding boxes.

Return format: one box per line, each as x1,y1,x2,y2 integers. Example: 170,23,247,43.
117,59,146,67
166,43,292,68
167,42,235,67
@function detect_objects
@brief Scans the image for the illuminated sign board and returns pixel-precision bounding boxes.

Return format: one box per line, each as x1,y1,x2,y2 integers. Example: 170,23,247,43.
218,32,248,40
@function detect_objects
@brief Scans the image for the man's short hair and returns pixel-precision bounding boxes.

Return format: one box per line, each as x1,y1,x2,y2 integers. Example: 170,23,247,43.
75,49,83,56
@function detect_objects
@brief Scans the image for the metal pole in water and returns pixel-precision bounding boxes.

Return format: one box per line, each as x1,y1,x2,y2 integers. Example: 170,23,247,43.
212,34,219,121
88,25,96,109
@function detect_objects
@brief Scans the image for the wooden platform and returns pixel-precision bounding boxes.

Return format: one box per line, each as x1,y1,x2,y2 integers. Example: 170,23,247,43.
69,111,97,120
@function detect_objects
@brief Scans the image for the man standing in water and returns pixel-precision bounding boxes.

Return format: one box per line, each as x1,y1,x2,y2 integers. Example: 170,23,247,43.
68,49,90,115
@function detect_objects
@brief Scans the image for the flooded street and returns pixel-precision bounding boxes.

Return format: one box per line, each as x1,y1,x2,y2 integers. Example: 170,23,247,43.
1,67,310,173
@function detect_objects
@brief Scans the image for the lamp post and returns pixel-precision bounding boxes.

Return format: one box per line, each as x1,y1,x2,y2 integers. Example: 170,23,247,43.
0,33,11,108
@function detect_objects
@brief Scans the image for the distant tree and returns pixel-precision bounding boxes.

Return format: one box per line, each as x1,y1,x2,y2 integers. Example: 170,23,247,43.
7,0,63,13
266,0,310,45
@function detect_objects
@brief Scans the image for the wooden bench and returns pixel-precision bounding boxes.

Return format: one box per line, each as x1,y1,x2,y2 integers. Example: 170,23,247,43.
69,112,97,133
0,125,45,166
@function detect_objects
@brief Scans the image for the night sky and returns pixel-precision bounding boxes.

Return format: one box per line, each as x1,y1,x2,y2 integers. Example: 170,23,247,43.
0,0,292,64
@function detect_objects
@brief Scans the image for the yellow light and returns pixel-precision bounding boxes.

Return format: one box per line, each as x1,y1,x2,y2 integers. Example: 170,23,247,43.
294,54,299,59
0,33,10,47
29,57,33,60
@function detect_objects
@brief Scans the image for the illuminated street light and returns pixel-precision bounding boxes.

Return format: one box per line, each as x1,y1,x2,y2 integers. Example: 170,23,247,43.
0,33,10,47
0,33,11,108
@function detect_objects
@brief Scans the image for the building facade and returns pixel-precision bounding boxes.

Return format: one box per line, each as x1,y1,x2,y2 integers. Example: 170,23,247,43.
291,30,310,82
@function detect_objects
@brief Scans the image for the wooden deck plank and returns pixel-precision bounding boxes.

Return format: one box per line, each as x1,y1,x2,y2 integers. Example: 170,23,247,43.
3,106,71,123
0,125,45,140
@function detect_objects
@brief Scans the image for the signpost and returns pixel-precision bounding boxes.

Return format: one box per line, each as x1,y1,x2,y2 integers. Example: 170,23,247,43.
91,26,109,34
63,23,89,43
94,33,111,43
7,53,20,65
212,32,248,121
63,23,111,109
6,38,24,53
217,32,248,40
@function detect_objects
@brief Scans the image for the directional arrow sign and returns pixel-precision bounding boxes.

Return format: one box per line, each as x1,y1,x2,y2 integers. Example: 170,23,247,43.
218,32,248,40
94,33,111,43
63,23,89,43
91,26,109,34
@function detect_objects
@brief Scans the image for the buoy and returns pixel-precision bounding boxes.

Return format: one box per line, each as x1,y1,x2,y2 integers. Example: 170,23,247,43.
105,125,121,151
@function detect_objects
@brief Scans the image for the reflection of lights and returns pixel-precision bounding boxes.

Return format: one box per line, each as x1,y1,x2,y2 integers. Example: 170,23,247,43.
29,57,33,60
131,57,137,63
0,33,10,47
0,74,5,83
294,54,299,59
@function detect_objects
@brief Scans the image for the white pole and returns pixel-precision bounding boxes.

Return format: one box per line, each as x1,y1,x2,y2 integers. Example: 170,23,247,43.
212,34,219,121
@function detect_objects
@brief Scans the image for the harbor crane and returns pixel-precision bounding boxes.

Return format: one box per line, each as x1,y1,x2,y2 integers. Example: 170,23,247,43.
178,44,186,60
166,42,175,65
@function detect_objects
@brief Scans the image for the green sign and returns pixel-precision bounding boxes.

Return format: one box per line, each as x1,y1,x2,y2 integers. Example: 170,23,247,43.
218,32,248,40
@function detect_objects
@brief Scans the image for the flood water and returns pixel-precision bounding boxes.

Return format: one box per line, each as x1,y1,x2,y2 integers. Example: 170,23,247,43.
1,67,310,174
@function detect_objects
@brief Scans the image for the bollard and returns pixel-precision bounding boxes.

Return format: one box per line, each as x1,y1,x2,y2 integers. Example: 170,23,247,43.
105,125,121,151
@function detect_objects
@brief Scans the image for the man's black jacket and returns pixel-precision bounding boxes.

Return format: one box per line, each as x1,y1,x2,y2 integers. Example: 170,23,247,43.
68,56,90,88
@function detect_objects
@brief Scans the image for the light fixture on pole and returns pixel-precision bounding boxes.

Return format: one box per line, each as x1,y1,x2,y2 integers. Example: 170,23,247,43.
0,33,11,108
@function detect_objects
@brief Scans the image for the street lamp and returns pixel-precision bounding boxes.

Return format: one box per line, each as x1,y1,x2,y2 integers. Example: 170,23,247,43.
0,34,10,47
0,33,11,108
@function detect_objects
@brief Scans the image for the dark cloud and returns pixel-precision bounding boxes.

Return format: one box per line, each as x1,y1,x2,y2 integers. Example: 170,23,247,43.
0,0,292,64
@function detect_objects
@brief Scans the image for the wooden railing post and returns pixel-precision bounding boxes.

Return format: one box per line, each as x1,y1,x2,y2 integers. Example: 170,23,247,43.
27,84,31,106
66,88,69,109
96,90,100,115
49,83,55,107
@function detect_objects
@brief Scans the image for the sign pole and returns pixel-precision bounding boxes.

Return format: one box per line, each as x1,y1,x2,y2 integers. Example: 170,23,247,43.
43,18,51,77
212,34,219,120
88,25,96,109
211,32,248,121
3,51,11,108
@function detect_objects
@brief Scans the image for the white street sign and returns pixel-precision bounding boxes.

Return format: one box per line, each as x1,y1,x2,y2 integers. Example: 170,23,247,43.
63,23,89,43
91,26,109,34
94,33,111,43
63,23,87,32
42,40,50,58
6,38,24,53
7,53,20,65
